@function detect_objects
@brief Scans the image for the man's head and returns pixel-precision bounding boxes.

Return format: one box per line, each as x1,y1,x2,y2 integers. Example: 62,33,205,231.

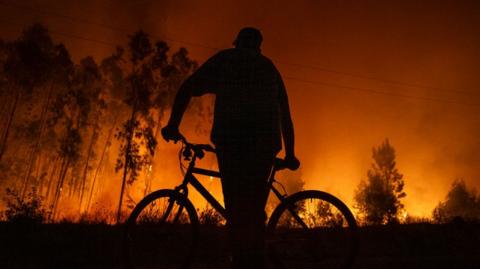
233,27,262,51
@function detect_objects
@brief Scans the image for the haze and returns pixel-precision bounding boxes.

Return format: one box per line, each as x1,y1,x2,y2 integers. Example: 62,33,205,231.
1,0,479,217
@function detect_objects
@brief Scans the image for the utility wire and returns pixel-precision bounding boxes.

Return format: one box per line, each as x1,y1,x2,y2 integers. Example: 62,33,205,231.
0,17,117,47
0,0,220,50
279,61,479,97
1,0,478,98
284,76,480,107
0,16,479,108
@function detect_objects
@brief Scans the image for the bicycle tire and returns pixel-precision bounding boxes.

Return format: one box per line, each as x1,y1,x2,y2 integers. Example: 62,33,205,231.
266,190,359,269
123,189,199,269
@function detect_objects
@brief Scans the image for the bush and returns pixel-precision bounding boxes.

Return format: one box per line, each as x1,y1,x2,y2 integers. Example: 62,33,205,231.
2,187,49,224
199,207,223,226
78,208,115,224
432,179,480,223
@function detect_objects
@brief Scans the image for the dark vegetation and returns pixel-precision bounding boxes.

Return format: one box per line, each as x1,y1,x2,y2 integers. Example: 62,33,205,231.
354,139,406,225
433,179,480,223
0,222,479,269
2,187,48,224
0,24,207,222
354,139,480,225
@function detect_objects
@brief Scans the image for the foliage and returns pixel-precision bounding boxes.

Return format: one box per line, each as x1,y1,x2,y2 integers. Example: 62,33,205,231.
0,24,200,222
354,139,406,225
4,23,70,91
78,208,114,224
199,206,224,226
2,187,49,223
315,200,345,227
432,179,480,223
102,31,198,222
114,118,156,184
403,215,432,224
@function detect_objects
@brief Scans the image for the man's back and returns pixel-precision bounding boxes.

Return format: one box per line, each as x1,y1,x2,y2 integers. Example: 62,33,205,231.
192,48,282,151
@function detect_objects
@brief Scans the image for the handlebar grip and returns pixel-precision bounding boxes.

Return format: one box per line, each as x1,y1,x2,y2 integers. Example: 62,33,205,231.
199,144,215,152
274,157,300,171
274,158,288,170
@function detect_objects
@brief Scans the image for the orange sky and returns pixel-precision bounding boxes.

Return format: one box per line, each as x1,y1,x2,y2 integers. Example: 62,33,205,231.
1,0,480,217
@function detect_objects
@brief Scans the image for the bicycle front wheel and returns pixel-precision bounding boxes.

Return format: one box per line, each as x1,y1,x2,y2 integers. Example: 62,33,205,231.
266,190,359,269
123,189,199,269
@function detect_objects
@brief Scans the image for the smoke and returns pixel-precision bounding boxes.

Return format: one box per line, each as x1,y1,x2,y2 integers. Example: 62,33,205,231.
1,0,479,217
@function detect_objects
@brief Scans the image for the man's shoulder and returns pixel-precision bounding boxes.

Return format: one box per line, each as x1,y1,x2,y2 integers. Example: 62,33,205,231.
211,48,236,59
206,49,278,75
213,49,272,62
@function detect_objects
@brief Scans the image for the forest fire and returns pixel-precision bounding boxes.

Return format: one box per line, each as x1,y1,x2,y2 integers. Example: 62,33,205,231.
1,2,480,269
0,0,479,227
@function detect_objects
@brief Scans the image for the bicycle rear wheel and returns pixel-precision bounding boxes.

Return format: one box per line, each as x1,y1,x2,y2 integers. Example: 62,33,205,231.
123,189,199,269
267,190,359,269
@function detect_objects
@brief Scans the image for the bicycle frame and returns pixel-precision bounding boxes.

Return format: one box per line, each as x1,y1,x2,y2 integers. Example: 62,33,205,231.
174,147,288,222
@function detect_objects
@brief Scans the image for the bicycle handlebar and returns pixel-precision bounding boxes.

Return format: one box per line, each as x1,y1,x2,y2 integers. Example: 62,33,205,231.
179,137,215,160
178,137,295,171
274,158,296,171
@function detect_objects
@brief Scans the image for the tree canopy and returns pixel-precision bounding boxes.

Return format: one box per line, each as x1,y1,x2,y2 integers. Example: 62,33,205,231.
0,24,200,223
354,139,406,225
433,179,480,223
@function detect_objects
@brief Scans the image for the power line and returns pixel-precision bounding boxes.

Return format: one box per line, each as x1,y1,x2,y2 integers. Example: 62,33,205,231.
0,0,221,50
0,17,118,48
284,76,480,107
278,61,479,97
0,17,479,108
1,0,478,98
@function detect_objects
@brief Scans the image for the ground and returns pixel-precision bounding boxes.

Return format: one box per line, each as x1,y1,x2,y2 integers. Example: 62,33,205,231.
0,222,479,269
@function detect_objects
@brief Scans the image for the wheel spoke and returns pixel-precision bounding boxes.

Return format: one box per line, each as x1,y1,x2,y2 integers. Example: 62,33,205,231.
123,190,199,269
267,191,358,269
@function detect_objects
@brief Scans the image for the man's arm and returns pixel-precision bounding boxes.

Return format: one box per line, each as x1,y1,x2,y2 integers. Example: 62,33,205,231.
167,78,194,128
161,78,194,142
278,74,300,169
162,53,220,142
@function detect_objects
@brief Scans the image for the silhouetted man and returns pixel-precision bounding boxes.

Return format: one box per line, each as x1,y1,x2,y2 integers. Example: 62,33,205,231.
162,27,299,269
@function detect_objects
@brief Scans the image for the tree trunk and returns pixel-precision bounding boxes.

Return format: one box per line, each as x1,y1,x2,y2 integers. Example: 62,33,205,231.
21,84,54,198
86,113,118,213
49,157,65,221
50,158,70,221
116,109,136,223
0,91,11,131
38,154,53,195
45,156,61,201
141,108,164,197
0,90,21,161
78,124,98,212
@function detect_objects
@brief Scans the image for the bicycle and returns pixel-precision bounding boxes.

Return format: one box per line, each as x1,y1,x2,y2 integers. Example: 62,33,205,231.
123,138,359,269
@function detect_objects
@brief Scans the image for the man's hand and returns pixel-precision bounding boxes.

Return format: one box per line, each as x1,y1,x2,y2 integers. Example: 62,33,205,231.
284,155,300,171
161,125,184,143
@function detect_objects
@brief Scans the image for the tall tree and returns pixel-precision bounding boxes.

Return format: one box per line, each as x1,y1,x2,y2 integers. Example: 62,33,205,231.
49,124,82,220
0,24,201,222
110,32,200,223
145,45,197,195
354,139,406,225
112,32,158,223
1,24,59,161
0,24,73,199
20,42,73,199
69,57,105,212
47,55,94,220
